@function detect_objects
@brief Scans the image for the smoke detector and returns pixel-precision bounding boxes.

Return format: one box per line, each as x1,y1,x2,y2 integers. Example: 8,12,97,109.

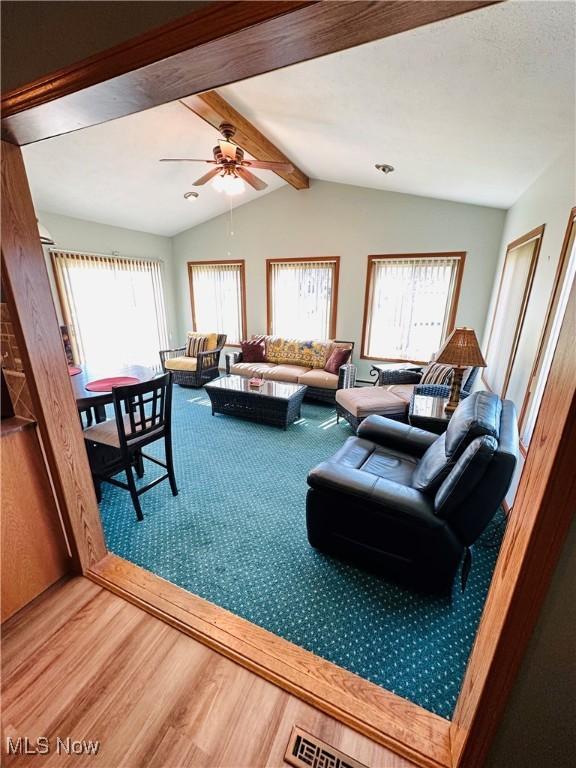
375,163,395,174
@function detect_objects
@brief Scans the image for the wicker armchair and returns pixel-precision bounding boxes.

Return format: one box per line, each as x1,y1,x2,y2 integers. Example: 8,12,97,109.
159,334,226,387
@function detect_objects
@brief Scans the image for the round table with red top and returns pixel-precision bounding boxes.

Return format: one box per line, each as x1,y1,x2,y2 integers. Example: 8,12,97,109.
71,364,156,422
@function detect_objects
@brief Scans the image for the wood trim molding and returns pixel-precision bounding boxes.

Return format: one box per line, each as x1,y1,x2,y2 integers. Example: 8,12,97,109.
181,92,309,190
187,259,248,343
265,256,340,338
1,1,499,146
450,274,576,768
360,252,466,362
1,141,106,571
517,209,576,437
483,225,544,397
88,554,451,768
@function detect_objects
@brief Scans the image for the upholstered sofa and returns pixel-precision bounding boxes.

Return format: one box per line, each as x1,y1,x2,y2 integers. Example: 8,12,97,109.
307,391,518,592
225,337,354,402
160,332,226,387
336,364,480,431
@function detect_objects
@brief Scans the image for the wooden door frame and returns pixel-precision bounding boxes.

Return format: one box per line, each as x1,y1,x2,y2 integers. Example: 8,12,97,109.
482,225,545,398
2,2,573,767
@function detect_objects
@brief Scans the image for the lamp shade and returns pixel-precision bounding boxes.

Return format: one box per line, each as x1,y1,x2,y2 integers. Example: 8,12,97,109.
436,327,486,368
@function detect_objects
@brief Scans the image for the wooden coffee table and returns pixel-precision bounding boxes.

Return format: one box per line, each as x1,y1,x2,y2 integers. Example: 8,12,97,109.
204,375,307,429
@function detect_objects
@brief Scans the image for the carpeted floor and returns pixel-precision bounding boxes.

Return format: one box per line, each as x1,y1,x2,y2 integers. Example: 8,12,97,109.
99,384,504,720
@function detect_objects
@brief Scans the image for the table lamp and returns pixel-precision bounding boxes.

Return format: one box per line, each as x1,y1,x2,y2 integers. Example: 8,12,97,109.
435,327,486,413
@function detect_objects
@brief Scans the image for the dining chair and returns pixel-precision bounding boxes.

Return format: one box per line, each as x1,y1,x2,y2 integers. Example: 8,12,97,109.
83,373,178,520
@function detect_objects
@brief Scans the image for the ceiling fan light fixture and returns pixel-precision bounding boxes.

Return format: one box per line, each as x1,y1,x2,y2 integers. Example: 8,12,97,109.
212,172,245,196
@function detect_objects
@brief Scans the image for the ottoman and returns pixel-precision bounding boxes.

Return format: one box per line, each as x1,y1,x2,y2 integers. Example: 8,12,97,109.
335,384,415,431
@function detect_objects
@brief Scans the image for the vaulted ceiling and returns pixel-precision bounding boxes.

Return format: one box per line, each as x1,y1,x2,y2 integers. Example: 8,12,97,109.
23,0,575,237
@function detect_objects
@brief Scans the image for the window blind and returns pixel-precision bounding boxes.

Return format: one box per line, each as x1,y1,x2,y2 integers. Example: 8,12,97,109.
51,250,169,370
188,261,246,344
364,255,462,362
268,259,338,339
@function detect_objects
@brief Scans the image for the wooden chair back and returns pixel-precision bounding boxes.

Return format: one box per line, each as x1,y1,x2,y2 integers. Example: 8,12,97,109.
111,373,173,450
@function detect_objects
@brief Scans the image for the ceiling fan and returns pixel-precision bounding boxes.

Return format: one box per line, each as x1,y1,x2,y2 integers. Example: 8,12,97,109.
160,123,293,195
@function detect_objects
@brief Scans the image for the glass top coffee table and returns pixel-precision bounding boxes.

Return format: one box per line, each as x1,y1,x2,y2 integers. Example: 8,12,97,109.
204,375,307,429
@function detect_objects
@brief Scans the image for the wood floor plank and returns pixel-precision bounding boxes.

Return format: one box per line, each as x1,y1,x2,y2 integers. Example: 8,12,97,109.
1,577,418,768
88,555,450,768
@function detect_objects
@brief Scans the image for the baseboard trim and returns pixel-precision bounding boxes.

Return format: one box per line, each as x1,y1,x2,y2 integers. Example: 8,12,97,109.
88,554,451,768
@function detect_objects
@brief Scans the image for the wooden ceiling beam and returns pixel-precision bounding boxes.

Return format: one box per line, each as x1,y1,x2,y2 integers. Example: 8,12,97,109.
1,1,501,147
181,91,308,190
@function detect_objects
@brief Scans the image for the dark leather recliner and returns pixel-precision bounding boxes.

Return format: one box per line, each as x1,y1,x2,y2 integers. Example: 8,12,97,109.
306,391,518,592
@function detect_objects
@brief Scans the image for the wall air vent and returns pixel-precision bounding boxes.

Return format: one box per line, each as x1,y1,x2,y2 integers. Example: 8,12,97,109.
284,727,369,768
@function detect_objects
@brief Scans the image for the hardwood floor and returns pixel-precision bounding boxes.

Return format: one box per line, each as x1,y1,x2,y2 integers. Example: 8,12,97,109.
1,578,417,767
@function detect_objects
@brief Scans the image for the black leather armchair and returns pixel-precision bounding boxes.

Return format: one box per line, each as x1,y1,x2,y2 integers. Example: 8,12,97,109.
306,391,518,592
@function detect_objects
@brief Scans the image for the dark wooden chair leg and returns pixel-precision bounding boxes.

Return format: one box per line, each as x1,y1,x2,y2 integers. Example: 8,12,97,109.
165,439,178,497
93,477,102,503
125,463,144,521
134,450,145,478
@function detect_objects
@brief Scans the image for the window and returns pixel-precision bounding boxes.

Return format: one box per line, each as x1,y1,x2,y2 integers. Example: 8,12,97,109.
483,227,543,399
52,250,169,371
361,253,465,362
267,257,340,339
188,260,246,345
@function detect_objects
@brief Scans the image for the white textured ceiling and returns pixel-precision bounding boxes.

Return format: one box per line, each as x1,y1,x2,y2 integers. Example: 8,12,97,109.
23,0,575,237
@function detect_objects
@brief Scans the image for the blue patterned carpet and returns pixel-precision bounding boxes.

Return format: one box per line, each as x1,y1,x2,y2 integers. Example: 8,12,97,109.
99,385,503,719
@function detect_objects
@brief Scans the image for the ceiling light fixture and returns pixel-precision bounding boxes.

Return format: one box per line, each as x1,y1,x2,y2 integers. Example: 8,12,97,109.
184,191,199,200
375,163,395,174
212,171,245,197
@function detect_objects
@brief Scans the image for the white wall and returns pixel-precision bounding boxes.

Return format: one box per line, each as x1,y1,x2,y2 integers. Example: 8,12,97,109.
481,147,575,502
172,180,506,378
38,210,178,344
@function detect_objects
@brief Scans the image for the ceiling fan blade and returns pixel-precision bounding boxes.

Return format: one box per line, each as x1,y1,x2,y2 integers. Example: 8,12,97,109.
242,160,294,173
218,139,237,160
236,167,268,191
159,158,215,163
193,168,222,186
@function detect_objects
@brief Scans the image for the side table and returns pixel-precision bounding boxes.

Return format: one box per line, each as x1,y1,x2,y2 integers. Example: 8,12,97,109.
409,394,451,434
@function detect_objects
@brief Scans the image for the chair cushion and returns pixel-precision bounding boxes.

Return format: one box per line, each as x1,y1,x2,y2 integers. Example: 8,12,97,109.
84,416,163,448
420,362,453,385
164,356,197,372
241,337,266,363
263,365,311,383
324,346,351,374
335,386,409,419
298,369,339,390
230,362,277,378
445,391,502,460
331,436,418,486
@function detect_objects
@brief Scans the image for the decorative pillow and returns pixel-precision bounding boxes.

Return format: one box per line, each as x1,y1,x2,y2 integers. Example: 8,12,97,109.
186,334,207,357
241,337,266,363
324,347,351,374
420,362,453,386
187,331,218,351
